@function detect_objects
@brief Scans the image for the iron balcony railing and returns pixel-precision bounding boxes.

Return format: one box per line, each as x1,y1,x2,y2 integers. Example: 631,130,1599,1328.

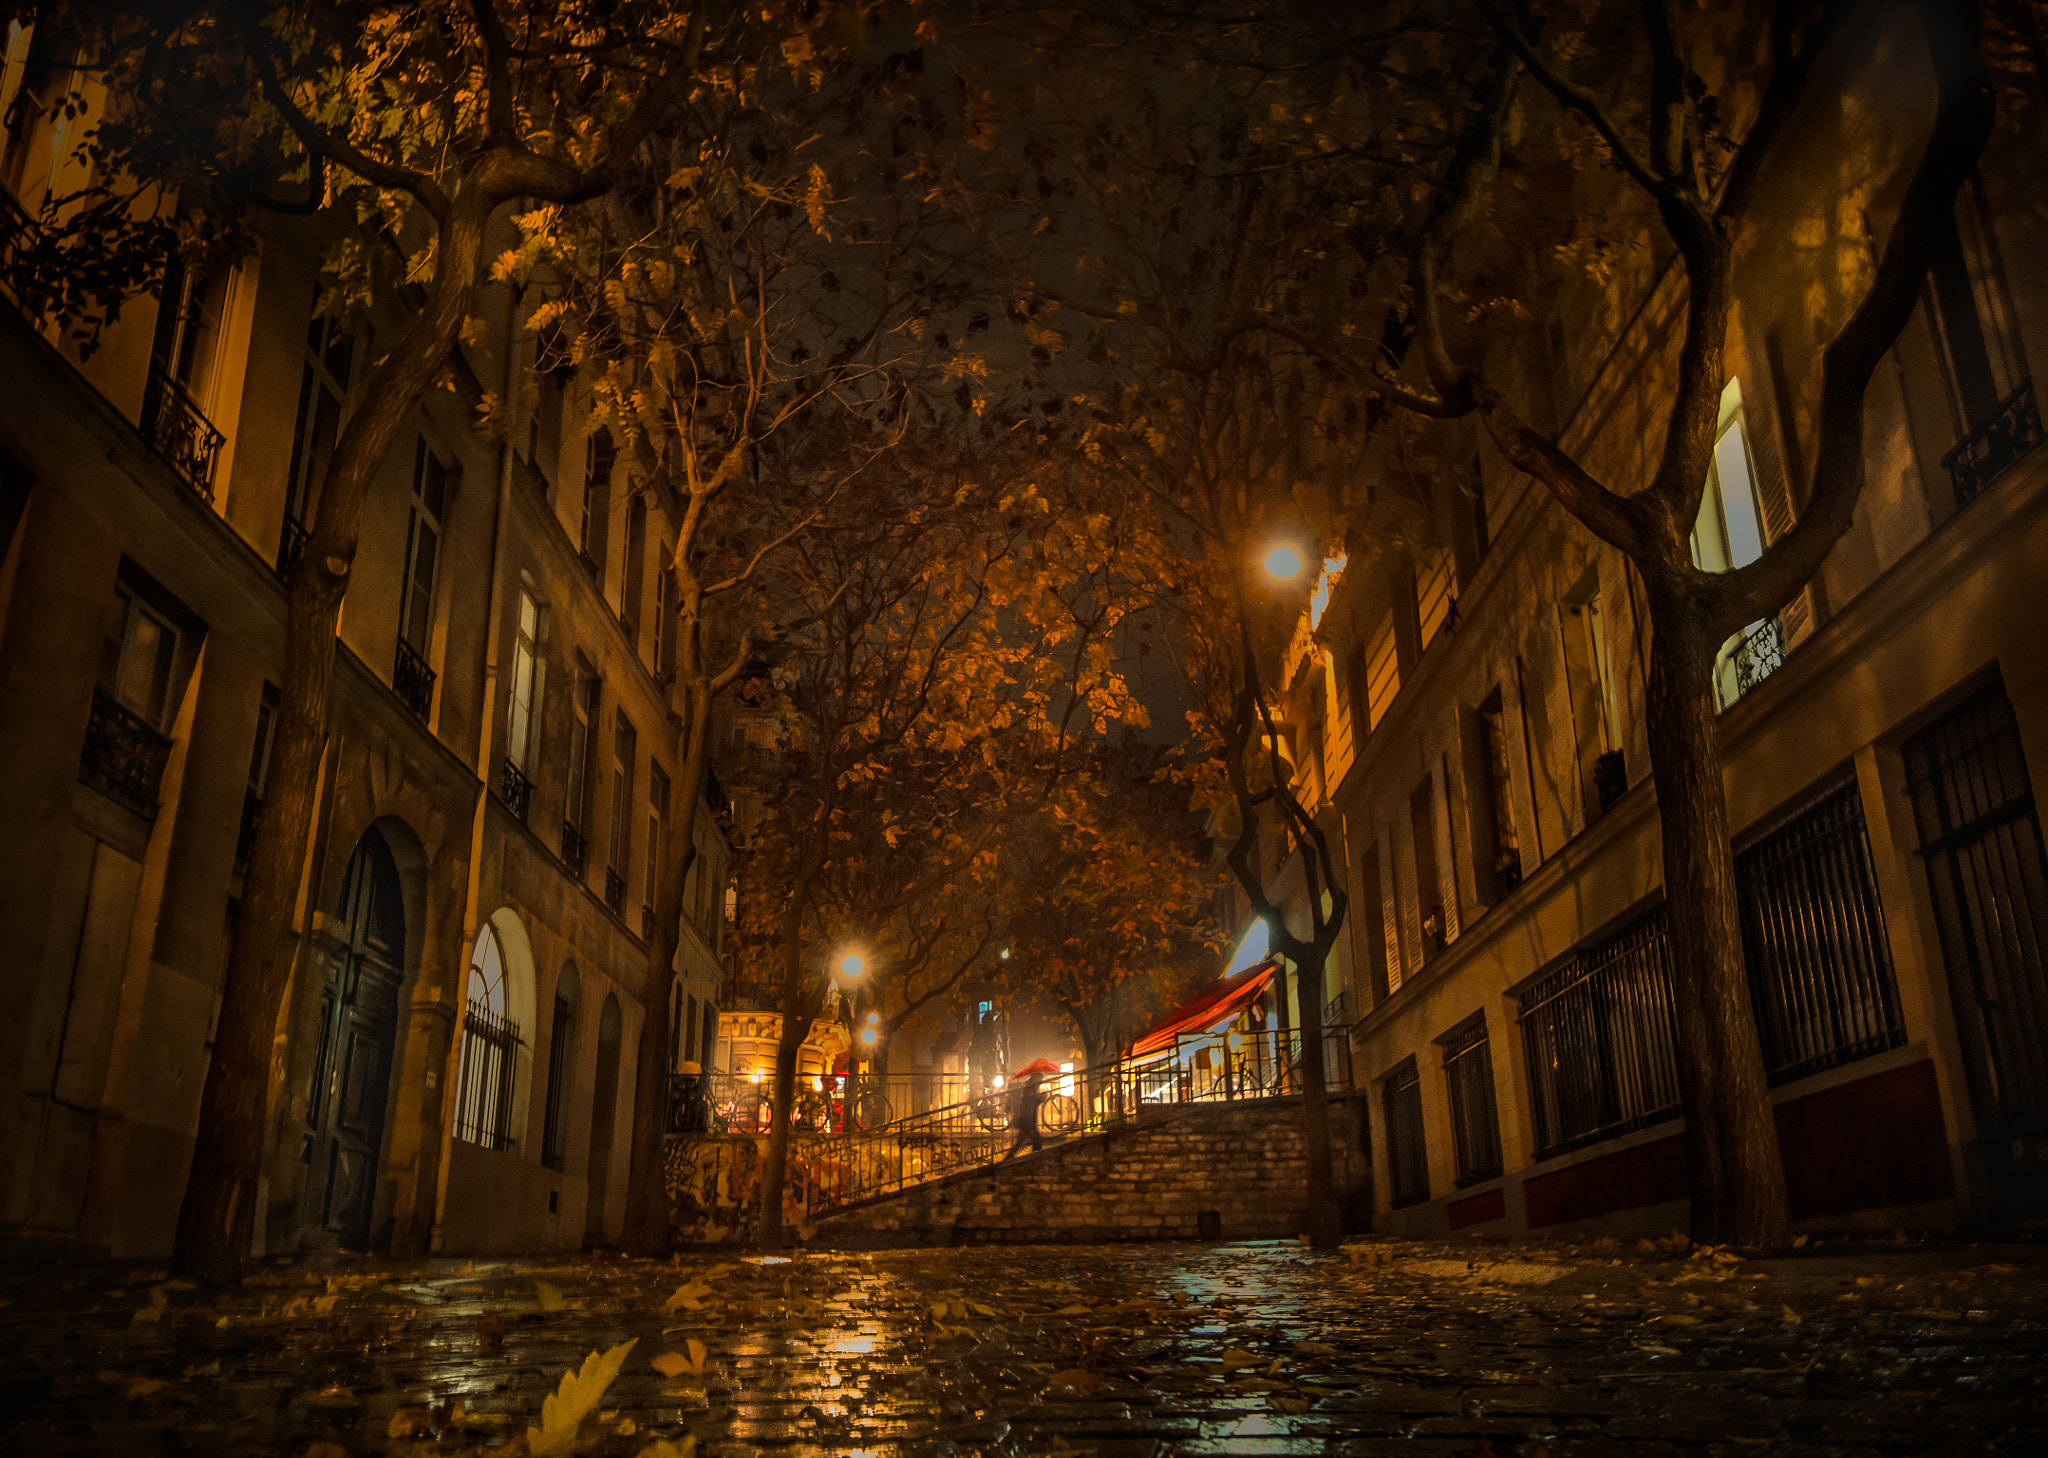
499,757,533,820
670,1026,1355,1217
604,866,626,914
392,636,435,720
140,360,225,500
560,820,587,875
1732,616,1786,697
276,515,311,579
1941,377,2042,507
78,686,173,818
452,998,521,1152
641,904,656,941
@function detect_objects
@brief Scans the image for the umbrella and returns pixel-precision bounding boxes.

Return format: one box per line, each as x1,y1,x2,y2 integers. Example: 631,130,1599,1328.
1012,1058,1061,1079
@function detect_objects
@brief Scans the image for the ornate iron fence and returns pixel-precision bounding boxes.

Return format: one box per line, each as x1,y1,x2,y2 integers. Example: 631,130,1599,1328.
1941,377,2042,507
671,1026,1354,1215
140,361,225,499
276,515,310,579
1733,617,1787,697
78,686,172,818
392,637,435,720
452,998,521,1151
560,820,587,875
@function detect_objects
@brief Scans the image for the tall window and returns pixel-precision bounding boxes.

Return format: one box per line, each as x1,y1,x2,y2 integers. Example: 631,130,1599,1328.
621,496,647,642
238,682,279,869
103,586,180,726
1416,541,1456,650
645,763,669,924
1690,381,1766,575
1463,690,1522,902
506,591,544,771
653,545,676,679
580,430,612,580
608,712,637,901
1382,1056,1428,1209
539,973,576,1172
1365,612,1399,731
1354,841,1392,1006
399,438,448,657
1440,1014,1503,1187
454,927,521,1151
1561,587,1622,819
1925,202,2007,441
1410,775,1445,960
280,308,354,568
563,662,599,872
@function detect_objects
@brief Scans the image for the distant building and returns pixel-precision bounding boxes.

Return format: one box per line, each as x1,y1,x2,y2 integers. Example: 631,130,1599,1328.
0,33,729,1258
1249,13,2048,1236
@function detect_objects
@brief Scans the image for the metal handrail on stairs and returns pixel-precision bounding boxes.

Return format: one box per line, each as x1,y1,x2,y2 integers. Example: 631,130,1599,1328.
792,1025,1354,1217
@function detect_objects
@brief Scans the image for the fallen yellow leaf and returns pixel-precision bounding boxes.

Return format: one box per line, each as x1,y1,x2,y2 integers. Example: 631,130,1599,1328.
528,1340,637,1457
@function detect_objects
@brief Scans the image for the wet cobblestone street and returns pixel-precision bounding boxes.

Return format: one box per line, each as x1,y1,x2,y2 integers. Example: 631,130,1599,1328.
3,1236,2045,1456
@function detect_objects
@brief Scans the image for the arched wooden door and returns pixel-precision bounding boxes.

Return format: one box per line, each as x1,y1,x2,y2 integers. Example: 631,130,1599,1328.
306,828,404,1248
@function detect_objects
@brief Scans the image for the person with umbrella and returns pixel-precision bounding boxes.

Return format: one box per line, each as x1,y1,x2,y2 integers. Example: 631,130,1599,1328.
1005,1059,1059,1159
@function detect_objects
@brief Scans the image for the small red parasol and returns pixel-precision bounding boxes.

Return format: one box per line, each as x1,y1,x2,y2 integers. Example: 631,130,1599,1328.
1012,1057,1061,1079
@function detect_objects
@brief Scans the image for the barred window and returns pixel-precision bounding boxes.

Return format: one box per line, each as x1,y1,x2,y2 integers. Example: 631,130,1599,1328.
1382,1056,1429,1208
1440,1014,1503,1186
1736,775,1905,1084
1516,906,1682,1161
454,927,521,1151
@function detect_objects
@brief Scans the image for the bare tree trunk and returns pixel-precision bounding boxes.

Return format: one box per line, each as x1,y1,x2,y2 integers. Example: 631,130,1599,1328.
756,884,818,1249
619,684,716,1255
1643,590,1787,1249
1286,942,1341,1247
172,191,496,1284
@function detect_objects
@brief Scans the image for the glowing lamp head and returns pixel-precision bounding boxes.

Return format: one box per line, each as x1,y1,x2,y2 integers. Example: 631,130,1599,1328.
992,1074,1006,1090
747,1068,765,1084
999,948,1010,961
859,1026,878,1047
1263,545,1304,579
865,1011,880,1025
838,952,865,978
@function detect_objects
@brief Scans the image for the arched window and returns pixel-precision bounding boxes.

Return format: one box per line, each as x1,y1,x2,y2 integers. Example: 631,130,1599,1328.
454,926,522,1150
540,964,579,1171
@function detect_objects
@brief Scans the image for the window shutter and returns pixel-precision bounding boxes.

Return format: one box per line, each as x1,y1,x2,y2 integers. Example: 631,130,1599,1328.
1742,365,1814,646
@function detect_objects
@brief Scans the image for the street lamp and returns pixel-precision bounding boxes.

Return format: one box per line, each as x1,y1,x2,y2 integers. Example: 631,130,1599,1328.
1263,545,1304,579
838,951,865,979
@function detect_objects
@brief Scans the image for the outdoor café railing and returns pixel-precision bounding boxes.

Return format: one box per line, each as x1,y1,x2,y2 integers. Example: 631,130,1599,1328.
664,1025,1356,1216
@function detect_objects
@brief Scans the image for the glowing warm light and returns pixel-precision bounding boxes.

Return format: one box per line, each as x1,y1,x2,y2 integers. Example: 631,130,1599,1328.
992,1074,1006,1089
748,1068,765,1084
865,1011,880,1025
859,1026,878,1047
999,948,1010,960
811,1076,823,1091
1263,545,1303,579
838,952,865,978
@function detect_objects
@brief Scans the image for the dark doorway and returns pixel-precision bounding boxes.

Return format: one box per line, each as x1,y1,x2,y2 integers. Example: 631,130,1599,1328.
1905,680,2048,1221
305,828,404,1248
584,993,623,1243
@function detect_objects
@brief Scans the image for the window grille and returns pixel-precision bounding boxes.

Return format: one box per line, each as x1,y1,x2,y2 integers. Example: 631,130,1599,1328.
1382,1056,1429,1208
1441,1016,1503,1186
1736,775,1905,1085
453,998,521,1152
1516,906,1682,1161
539,994,573,1171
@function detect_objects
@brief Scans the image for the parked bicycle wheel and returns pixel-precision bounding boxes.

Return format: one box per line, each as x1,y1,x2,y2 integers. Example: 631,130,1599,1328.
1040,1093,1082,1134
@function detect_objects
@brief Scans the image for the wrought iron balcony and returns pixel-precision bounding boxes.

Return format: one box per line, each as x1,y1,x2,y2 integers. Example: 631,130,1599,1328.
1941,378,2042,507
78,686,172,818
392,637,435,720
499,758,533,819
275,515,310,579
604,866,626,914
560,819,587,875
1733,616,1787,697
236,789,262,870
140,360,225,500
641,904,656,941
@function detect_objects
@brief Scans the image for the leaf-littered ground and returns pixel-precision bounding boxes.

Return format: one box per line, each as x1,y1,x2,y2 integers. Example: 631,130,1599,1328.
2,1233,2045,1456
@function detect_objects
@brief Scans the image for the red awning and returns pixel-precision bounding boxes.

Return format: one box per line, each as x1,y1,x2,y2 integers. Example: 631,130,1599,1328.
1125,962,1274,1060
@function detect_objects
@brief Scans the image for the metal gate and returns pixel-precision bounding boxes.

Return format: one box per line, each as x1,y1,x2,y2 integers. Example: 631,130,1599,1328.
1905,681,2048,1221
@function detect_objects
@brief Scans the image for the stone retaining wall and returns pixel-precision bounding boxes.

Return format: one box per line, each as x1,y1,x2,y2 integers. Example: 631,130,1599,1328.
808,1092,1373,1247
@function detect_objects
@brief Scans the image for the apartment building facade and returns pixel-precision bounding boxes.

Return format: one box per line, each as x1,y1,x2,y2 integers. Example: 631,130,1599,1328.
0,36,729,1259
1255,18,2048,1237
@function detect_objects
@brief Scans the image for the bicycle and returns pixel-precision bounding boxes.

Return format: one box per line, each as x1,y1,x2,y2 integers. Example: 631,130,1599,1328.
1040,1092,1083,1134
